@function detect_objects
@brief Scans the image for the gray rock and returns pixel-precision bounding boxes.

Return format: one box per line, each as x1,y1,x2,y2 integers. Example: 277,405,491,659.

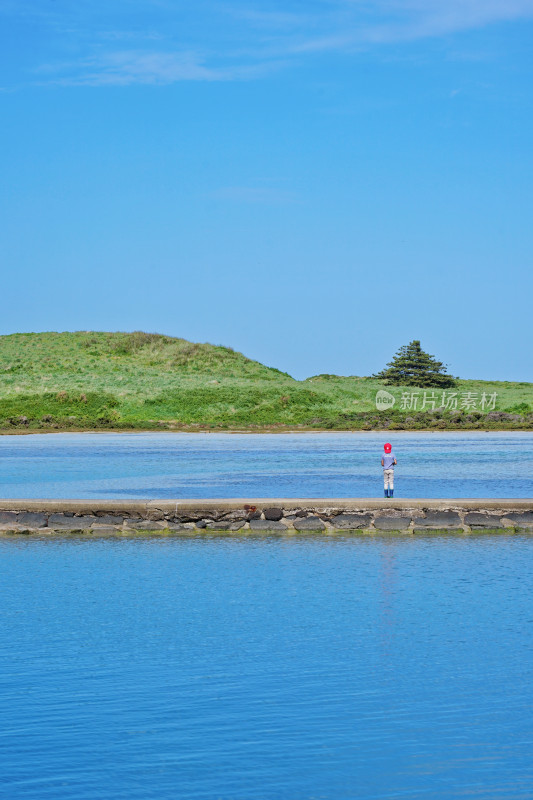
218,511,248,522
263,507,284,521
206,522,231,530
502,512,533,526
167,523,195,531
330,514,372,529
92,515,125,526
126,520,168,530
249,519,288,531
46,529,80,535
374,516,411,531
413,512,462,528
89,527,121,535
16,512,48,528
195,519,211,529
247,511,262,520
464,513,504,528
293,516,326,531
0,511,18,524
48,514,99,529
229,521,247,531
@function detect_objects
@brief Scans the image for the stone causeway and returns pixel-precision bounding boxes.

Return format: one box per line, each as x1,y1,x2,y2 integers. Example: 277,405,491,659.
0,499,532,535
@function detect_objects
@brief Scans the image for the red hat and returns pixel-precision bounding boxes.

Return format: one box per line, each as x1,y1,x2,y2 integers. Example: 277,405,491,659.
384,443,392,453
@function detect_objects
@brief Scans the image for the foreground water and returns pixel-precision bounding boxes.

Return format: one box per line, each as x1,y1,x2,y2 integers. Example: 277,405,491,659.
0,431,532,499
1,534,532,799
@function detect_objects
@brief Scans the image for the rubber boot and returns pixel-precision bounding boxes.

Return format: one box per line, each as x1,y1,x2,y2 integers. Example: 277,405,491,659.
384,489,389,498
390,489,394,498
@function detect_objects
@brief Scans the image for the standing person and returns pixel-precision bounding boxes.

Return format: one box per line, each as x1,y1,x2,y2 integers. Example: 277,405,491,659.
381,443,397,498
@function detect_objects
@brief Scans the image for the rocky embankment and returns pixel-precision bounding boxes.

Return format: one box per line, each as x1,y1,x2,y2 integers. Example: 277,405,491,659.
0,500,532,534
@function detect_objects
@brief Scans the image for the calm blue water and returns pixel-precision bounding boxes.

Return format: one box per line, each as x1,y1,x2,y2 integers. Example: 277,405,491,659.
1,534,533,799
0,431,531,499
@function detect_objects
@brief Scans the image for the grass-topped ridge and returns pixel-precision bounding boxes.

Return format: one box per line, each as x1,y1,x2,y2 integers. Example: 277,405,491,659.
1,331,290,380
0,331,532,431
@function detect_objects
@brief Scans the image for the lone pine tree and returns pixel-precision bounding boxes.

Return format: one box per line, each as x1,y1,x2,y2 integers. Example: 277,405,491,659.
373,340,456,388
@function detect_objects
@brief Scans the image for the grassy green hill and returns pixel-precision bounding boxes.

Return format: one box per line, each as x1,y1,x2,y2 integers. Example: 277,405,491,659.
0,331,532,431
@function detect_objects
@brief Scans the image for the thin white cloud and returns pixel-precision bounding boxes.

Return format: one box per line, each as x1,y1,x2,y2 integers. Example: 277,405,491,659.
7,0,533,88
285,0,533,53
41,50,283,86
391,0,533,35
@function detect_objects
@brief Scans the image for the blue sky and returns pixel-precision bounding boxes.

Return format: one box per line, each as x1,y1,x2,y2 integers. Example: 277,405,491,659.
1,0,532,380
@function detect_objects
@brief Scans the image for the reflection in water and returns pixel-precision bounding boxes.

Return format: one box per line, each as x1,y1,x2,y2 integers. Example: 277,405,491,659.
378,540,398,656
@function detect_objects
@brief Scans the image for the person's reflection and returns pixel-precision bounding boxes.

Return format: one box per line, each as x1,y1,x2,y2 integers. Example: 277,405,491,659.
378,539,397,657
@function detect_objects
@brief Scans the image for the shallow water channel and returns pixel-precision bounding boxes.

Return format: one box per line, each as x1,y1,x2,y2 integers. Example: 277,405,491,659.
0,431,531,499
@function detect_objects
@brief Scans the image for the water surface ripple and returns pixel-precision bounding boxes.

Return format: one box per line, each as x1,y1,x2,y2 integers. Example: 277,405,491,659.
1,535,533,799
0,431,531,498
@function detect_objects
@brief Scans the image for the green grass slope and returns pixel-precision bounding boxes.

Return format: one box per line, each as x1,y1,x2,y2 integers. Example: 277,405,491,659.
0,331,532,431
